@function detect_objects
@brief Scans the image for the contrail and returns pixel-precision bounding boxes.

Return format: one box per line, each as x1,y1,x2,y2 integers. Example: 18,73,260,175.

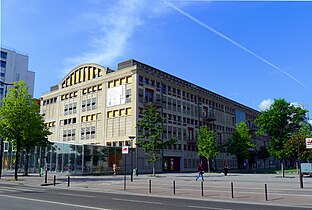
163,0,311,92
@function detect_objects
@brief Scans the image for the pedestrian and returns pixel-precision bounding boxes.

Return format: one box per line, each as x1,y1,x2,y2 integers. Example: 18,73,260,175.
195,163,204,181
223,162,228,176
113,163,117,176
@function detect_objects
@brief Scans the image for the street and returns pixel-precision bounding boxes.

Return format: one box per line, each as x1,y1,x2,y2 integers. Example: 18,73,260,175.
0,183,310,210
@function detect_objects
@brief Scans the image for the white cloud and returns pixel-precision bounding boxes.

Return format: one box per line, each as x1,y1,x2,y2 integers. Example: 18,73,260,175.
258,99,273,111
62,0,173,76
63,0,144,70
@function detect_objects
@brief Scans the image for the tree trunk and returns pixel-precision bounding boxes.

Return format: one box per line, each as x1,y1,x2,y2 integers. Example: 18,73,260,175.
152,162,155,176
24,147,29,176
14,142,20,181
207,158,210,173
263,159,266,169
281,160,285,178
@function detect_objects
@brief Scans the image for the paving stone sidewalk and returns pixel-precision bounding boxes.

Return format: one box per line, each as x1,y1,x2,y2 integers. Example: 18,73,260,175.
1,172,312,208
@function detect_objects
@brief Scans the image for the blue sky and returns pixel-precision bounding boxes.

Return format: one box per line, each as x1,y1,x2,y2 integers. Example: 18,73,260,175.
1,0,312,114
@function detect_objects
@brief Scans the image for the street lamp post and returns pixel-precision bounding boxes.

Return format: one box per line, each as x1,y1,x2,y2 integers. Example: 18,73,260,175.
0,81,14,179
294,124,303,188
129,136,135,182
135,143,139,176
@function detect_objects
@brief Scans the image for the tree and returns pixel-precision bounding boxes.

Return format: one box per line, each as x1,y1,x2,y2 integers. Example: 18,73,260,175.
255,98,307,176
22,109,52,176
227,122,255,169
0,81,51,180
257,145,270,169
197,126,219,173
285,123,312,170
137,105,176,176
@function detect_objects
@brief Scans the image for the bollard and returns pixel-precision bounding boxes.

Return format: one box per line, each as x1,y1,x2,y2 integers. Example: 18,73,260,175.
265,184,268,201
201,181,204,197
231,182,234,198
149,179,152,193
173,180,176,195
67,175,70,187
53,175,56,186
44,170,48,184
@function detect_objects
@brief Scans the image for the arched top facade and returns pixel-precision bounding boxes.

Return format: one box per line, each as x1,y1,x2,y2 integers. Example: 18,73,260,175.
61,64,109,89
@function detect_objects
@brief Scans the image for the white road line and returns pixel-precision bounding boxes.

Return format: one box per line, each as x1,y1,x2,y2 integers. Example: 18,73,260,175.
189,206,232,210
0,186,45,192
59,192,95,198
0,194,110,210
112,198,162,205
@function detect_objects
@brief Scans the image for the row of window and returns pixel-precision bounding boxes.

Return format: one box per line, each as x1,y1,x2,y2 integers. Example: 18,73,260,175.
82,98,97,112
62,66,103,88
107,108,132,118
82,84,103,95
42,97,57,105
62,129,76,142
45,121,56,127
107,76,132,88
81,126,96,140
139,75,236,114
61,91,78,101
81,114,99,122
60,113,102,125
64,102,77,115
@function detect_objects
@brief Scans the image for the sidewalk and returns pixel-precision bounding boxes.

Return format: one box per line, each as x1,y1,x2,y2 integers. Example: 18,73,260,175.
1,172,312,208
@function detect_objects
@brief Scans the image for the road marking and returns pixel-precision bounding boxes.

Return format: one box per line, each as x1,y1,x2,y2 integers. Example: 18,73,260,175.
0,194,110,210
189,206,232,210
0,186,45,192
59,192,95,198
112,198,162,205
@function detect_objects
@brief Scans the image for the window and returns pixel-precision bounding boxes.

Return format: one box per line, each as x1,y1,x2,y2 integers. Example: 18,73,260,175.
1,51,7,59
0,72,5,77
145,88,154,102
1,60,6,68
139,76,143,83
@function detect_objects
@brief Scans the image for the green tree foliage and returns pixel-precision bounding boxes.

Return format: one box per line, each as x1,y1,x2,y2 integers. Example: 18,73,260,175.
285,123,312,162
227,122,255,169
137,105,176,176
257,145,270,169
255,99,307,161
197,126,219,173
0,81,51,180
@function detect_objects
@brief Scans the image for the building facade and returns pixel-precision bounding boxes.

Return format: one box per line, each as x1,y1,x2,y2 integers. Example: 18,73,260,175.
0,47,35,99
40,59,266,173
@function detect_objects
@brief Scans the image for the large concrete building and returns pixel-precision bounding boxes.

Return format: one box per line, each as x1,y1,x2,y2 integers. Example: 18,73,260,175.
0,47,35,99
40,59,265,173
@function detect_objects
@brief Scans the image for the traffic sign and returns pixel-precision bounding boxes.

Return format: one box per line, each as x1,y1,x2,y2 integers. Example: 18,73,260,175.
122,146,129,154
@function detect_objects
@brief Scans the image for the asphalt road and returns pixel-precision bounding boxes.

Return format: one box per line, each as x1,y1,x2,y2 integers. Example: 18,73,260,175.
0,183,310,210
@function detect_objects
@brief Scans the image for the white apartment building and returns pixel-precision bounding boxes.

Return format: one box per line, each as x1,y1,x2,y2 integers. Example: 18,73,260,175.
40,59,265,173
0,47,35,99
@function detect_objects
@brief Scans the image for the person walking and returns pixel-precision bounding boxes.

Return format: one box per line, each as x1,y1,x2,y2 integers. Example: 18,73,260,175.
195,163,204,181
223,162,228,176
113,163,117,176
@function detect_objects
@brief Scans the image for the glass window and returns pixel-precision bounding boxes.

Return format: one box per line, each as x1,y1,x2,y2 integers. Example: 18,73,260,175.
0,72,5,77
1,60,6,68
1,51,7,59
